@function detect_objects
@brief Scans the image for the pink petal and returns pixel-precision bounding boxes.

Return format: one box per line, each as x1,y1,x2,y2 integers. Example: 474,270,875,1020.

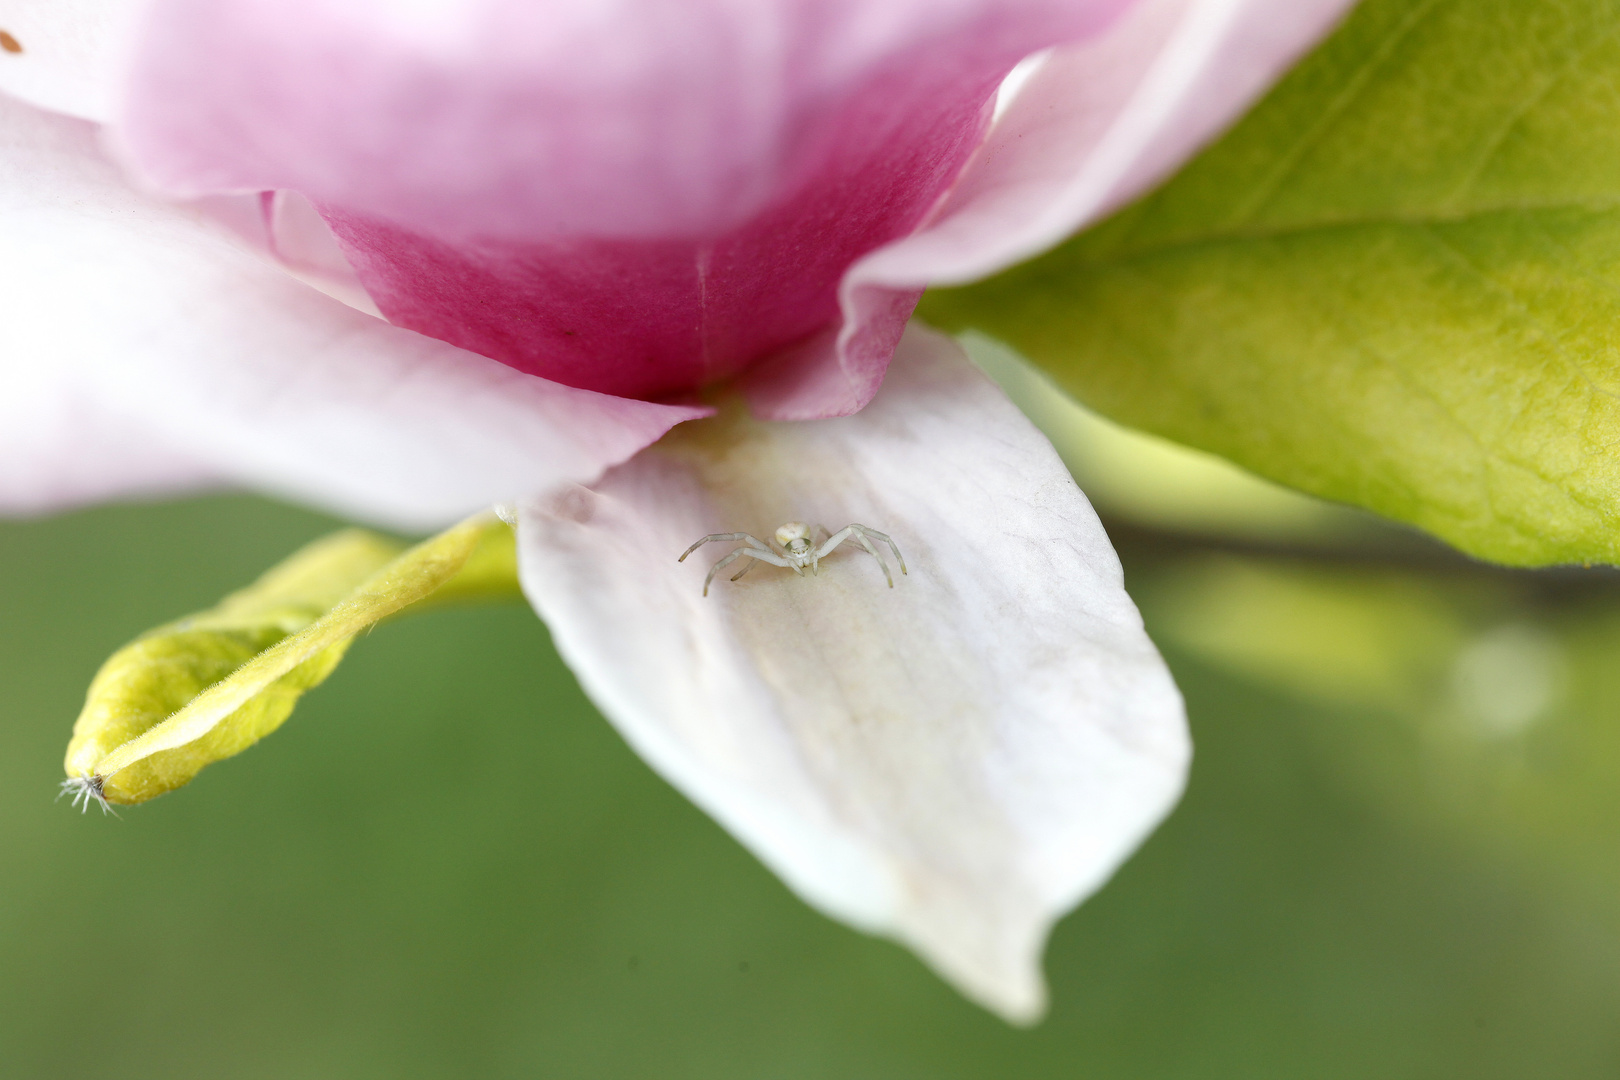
0,0,140,122
517,325,1188,1020
119,0,1127,241
0,94,704,526
115,0,1131,402
752,0,1360,420
194,189,381,315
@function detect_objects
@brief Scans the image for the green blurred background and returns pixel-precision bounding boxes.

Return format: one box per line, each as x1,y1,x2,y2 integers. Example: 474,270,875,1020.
6,437,1620,1076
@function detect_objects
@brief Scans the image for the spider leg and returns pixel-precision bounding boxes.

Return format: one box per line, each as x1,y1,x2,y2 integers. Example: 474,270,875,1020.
679,532,768,563
816,525,894,587
767,538,807,576
702,549,749,595
812,524,833,575
700,547,791,596
815,525,851,561
849,525,906,576
730,558,758,582
851,531,894,588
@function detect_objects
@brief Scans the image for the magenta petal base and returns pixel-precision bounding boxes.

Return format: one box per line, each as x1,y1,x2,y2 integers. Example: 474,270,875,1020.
117,0,1134,409
323,90,993,403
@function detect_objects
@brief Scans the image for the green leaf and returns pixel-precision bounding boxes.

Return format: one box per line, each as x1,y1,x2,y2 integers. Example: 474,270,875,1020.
62,513,518,807
922,0,1620,566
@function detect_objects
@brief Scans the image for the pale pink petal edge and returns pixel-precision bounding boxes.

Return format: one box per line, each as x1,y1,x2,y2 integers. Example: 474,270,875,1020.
747,0,1358,421
0,95,703,528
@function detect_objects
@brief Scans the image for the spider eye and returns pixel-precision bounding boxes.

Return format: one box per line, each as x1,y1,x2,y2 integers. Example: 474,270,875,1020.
775,522,810,546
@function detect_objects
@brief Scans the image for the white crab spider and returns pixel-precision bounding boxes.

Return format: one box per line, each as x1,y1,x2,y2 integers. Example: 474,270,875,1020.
679,521,907,596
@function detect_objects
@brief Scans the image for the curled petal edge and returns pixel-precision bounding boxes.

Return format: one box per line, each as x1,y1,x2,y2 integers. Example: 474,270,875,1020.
745,0,1358,420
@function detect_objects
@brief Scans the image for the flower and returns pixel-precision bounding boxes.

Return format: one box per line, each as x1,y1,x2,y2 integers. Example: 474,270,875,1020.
0,0,1352,1020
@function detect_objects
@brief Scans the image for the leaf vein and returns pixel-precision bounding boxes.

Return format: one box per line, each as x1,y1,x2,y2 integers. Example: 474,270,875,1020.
1443,18,1620,208
1228,0,1448,225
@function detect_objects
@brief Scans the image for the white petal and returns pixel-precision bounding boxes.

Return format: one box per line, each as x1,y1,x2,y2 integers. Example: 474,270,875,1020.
839,0,1356,332
0,0,142,122
0,383,220,514
0,94,703,527
517,324,1188,1021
